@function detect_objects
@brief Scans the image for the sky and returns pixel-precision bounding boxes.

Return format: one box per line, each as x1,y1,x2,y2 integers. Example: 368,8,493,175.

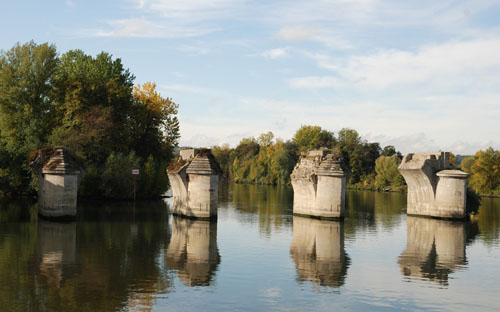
1,0,500,154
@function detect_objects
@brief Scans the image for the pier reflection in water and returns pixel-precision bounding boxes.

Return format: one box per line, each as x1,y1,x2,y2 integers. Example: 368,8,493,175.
165,217,220,286
398,216,478,286
36,221,76,289
2,186,500,311
290,216,350,288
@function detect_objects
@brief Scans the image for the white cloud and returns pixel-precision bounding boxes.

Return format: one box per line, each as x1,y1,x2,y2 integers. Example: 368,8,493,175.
275,26,318,41
288,76,339,88
92,18,218,38
128,0,243,20
261,48,288,59
339,38,500,89
66,0,76,8
88,0,246,38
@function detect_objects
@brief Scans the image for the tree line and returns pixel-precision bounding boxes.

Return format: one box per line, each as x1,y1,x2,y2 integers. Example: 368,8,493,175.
212,125,406,191
0,41,179,199
213,125,500,197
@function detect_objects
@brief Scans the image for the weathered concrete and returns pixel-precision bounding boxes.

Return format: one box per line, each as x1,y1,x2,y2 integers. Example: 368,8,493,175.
165,216,220,286
289,216,349,287
398,216,467,285
291,149,349,219
31,147,85,219
398,152,469,219
167,148,221,219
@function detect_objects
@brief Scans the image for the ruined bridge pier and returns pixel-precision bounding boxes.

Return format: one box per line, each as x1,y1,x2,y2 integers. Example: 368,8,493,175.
167,148,222,219
290,149,349,219
31,147,85,219
398,152,469,219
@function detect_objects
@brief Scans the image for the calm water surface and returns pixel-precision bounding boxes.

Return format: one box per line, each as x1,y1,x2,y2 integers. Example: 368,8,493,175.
1,184,499,311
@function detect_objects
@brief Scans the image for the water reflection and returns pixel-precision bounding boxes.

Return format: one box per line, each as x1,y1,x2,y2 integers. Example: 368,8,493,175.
290,216,350,288
0,200,171,312
227,183,294,235
344,190,406,236
36,221,76,288
165,217,220,286
398,216,478,286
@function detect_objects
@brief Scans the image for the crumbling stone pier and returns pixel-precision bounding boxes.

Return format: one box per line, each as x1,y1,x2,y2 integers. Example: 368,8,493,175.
167,148,221,219
31,147,85,219
398,152,469,219
290,149,349,219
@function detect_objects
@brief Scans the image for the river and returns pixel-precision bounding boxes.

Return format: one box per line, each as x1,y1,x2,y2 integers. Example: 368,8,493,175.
1,184,499,311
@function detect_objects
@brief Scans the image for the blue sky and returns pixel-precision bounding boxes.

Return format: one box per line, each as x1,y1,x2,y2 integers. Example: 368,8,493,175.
2,0,500,154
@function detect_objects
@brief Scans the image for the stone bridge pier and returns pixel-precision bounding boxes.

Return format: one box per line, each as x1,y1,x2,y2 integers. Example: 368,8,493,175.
31,147,85,219
167,148,222,219
398,152,469,219
291,149,349,219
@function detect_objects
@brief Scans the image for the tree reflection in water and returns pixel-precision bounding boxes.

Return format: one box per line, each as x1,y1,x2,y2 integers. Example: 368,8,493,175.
0,200,171,312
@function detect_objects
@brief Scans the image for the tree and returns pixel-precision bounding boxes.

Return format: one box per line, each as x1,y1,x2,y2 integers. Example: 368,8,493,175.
460,156,475,174
292,125,335,154
375,155,405,189
468,148,500,194
130,82,180,160
0,42,179,198
49,49,135,163
0,41,58,193
381,145,402,158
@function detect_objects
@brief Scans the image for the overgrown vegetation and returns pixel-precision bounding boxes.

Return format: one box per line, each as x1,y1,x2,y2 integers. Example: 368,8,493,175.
0,41,179,199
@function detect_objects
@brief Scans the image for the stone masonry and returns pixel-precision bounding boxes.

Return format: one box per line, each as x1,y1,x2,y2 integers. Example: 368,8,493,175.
167,148,221,219
31,147,85,219
290,149,349,219
398,152,469,219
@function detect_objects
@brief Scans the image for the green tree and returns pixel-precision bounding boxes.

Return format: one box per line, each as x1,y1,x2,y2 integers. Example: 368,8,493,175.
460,155,475,174
375,155,405,189
381,145,402,158
0,41,58,194
469,148,500,194
292,125,335,154
49,49,135,163
212,144,232,180
337,128,381,185
0,42,179,198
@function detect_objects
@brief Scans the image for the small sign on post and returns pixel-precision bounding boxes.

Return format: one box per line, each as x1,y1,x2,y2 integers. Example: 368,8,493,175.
131,168,140,201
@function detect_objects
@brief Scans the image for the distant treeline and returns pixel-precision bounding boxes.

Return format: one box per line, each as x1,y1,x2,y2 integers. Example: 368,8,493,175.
213,126,500,196
212,126,406,191
0,41,179,198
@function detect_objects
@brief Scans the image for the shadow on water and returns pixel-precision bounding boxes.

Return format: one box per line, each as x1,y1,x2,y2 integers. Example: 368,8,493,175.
290,216,350,289
0,199,171,312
